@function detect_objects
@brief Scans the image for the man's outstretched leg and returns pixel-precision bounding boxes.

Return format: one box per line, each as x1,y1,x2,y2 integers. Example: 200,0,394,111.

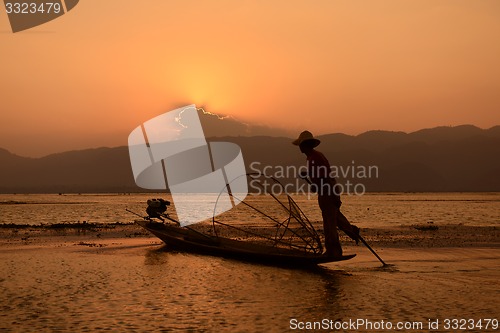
337,211,360,244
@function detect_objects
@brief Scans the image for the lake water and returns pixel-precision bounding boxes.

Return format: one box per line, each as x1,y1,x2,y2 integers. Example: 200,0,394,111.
1,192,499,228
1,242,498,332
0,193,499,332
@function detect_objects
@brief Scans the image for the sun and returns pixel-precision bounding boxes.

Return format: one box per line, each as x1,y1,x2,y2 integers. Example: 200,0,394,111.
157,56,240,115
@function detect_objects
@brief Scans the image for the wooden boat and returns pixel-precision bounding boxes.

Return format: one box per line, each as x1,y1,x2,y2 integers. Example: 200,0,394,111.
136,219,355,266
132,174,357,267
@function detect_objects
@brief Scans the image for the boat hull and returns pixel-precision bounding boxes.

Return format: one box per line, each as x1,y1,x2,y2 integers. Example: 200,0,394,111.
136,220,355,266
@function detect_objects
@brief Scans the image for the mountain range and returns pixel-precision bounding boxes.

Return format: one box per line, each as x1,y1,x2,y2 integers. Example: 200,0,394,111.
0,125,499,193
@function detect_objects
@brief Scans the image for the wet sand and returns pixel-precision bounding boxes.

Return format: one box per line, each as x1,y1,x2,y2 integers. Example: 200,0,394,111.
1,223,499,332
1,222,498,249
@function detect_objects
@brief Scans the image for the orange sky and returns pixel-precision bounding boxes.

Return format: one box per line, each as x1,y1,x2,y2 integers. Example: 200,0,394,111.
1,0,499,157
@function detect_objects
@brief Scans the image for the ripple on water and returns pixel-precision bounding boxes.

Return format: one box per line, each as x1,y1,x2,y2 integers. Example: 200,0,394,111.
0,242,498,332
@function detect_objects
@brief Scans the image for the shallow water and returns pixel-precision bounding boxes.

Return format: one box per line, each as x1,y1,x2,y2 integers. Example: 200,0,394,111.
1,193,499,332
0,243,498,332
1,192,499,228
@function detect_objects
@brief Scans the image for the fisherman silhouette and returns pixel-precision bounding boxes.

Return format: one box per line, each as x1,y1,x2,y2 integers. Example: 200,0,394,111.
293,131,360,256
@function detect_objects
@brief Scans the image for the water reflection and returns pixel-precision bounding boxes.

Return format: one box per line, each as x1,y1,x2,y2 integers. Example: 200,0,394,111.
143,245,172,266
2,241,497,332
140,246,355,331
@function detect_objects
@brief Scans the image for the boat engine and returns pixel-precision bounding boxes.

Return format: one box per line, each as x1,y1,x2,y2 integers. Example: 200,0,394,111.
146,198,170,221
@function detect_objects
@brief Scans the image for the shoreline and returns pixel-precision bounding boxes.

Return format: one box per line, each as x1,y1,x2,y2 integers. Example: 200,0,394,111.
1,222,498,249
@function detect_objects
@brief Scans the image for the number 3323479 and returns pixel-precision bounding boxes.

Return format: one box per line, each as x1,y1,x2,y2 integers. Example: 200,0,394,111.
5,2,62,14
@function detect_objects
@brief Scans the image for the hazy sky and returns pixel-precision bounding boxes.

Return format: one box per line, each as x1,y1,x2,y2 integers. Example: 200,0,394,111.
1,0,499,157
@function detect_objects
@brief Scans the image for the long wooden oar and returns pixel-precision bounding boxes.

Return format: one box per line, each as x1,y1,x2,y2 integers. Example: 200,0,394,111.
358,235,388,266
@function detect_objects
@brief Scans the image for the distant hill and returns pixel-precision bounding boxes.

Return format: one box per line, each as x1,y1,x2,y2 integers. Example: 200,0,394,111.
0,125,499,193
0,147,137,193
213,125,500,192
